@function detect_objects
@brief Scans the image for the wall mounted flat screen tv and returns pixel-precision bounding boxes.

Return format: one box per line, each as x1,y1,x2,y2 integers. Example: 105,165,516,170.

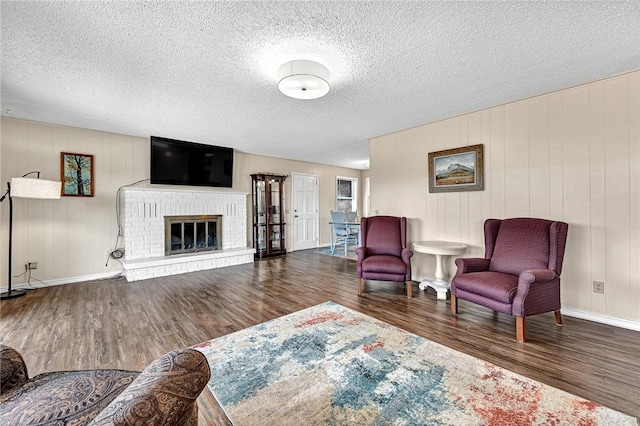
150,136,234,188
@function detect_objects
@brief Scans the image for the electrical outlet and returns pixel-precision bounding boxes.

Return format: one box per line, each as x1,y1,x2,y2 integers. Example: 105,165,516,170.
593,280,604,294
26,262,37,270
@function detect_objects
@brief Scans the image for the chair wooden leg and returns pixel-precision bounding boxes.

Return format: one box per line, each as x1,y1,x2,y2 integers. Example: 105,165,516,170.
357,278,362,295
516,316,526,342
554,310,563,326
451,294,458,315
406,281,412,299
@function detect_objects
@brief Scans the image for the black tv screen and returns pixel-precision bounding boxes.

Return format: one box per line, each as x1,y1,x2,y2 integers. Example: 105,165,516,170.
150,136,234,188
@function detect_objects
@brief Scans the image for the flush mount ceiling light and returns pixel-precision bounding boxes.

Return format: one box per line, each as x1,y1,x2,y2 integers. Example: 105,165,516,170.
277,60,330,100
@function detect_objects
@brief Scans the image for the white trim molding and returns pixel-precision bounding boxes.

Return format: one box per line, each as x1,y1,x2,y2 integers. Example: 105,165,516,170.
1,271,124,292
562,308,640,332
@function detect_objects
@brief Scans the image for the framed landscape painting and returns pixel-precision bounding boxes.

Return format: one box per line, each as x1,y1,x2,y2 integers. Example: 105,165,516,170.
428,144,484,193
61,152,94,197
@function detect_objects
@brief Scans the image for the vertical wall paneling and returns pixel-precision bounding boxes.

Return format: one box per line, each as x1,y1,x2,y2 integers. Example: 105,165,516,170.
629,72,640,321
588,83,607,314
407,128,426,242
52,126,69,278
369,71,640,324
504,102,530,217
479,109,492,256
548,93,564,221
604,77,631,319
528,97,551,219
459,115,470,247
562,86,592,310
467,112,483,256
490,106,506,218
443,119,461,243
25,124,49,282
424,126,439,241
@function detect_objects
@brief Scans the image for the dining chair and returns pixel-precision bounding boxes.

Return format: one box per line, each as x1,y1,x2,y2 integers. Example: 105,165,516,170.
330,210,358,254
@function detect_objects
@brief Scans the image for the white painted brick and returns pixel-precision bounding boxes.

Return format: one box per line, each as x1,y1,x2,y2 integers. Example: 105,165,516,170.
121,188,251,279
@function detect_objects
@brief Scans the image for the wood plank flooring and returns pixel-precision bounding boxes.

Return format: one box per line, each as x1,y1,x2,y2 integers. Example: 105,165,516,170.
1,250,639,424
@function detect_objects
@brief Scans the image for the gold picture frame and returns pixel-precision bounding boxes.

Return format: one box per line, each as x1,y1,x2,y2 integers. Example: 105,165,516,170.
428,144,484,193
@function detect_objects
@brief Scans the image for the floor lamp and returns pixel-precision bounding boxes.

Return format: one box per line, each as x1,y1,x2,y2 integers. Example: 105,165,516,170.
0,172,61,300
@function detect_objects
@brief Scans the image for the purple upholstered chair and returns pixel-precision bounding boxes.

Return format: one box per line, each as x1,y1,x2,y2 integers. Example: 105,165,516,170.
356,216,413,298
451,218,569,342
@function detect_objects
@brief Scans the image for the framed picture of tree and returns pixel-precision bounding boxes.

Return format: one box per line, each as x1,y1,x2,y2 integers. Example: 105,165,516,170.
61,152,94,197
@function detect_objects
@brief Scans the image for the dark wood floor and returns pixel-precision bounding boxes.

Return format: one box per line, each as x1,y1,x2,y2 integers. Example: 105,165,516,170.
1,250,639,423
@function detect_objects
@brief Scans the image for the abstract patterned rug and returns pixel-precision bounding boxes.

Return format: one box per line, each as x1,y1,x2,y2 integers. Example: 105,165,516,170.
193,302,637,425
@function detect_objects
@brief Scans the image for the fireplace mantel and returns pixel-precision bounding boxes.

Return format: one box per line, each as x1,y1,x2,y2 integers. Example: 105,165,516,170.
120,187,254,281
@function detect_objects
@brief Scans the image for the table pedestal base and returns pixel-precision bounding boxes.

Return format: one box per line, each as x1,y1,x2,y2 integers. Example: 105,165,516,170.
412,242,468,301
418,279,449,300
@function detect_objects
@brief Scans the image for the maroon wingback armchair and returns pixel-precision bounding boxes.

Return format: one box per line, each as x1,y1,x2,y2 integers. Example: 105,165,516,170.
356,216,413,298
451,217,569,342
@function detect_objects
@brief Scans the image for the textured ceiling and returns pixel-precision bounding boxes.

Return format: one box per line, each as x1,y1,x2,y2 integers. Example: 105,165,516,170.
2,1,639,169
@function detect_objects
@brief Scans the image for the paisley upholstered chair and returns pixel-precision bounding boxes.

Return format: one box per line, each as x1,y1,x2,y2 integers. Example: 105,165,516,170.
0,344,211,425
356,215,413,298
451,217,569,342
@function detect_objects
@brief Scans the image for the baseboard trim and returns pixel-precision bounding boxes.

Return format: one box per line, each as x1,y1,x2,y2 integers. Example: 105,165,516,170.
1,271,124,292
562,308,640,332
4,273,639,333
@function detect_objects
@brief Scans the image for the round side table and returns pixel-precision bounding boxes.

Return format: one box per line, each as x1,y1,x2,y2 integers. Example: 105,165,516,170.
412,241,468,300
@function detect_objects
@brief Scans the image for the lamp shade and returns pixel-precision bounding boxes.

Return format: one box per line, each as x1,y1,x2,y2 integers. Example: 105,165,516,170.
277,60,330,100
10,177,61,199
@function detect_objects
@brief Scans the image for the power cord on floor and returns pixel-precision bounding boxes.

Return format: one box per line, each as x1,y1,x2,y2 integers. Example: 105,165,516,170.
26,268,45,289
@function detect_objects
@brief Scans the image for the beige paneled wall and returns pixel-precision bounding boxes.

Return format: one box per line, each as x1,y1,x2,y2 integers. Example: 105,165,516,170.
0,119,150,286
370,71,640,323
1,118,361,286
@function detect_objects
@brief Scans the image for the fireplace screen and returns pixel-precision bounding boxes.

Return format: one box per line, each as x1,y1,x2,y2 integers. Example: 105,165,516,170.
165,215,222,255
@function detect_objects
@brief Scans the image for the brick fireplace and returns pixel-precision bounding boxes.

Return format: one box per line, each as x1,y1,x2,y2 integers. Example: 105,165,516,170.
120,187,254,281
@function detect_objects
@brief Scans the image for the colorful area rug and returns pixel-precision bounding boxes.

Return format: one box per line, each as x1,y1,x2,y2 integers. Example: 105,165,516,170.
193,302,637,425
315,246,357,261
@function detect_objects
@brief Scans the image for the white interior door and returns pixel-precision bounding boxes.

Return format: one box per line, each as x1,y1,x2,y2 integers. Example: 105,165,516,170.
291,173,318,251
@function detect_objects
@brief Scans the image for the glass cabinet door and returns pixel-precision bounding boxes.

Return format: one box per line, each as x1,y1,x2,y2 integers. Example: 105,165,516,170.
251,173,287,259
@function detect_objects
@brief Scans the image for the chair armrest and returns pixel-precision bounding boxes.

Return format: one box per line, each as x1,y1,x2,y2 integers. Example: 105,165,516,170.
401,248,413,264
513,269,560,317
356,247,366,261
519,269,558,285
0,344,29,393
454,258,490,275
516,269,558,295
89,348,211,426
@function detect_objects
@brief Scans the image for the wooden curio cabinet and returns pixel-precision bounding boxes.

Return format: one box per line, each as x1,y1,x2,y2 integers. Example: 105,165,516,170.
251,173,287,259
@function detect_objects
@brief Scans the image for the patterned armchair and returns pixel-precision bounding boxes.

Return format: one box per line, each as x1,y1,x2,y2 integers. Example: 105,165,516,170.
0,344,211,425
356,215,413,298
451,217,569,342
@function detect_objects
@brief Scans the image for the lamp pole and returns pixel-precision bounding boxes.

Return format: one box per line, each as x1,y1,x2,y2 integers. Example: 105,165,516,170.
1,181,26,299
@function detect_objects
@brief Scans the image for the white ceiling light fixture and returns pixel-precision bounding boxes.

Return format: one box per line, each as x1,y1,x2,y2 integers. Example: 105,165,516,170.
277,60,330,100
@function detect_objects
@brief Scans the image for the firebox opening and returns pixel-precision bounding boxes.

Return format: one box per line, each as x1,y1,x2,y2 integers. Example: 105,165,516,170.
164,215,222,255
